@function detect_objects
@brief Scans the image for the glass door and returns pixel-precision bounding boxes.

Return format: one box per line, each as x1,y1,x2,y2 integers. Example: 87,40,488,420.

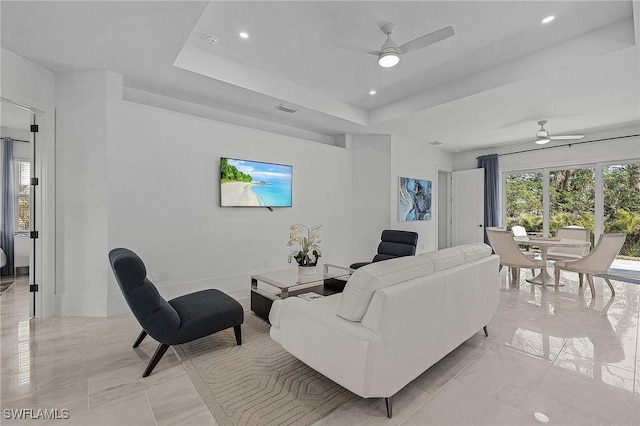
604,162,640,260
548,167,595,245
504,171,543,235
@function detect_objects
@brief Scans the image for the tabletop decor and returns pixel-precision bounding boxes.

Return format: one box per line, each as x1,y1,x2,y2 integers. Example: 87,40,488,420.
288,224,322,275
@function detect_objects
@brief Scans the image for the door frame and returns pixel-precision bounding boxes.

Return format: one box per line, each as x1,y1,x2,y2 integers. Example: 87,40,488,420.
1,96,56,318
435,166,452,249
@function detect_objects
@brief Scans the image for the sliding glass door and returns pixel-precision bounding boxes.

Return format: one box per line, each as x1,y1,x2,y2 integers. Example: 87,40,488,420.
503,160,640,272
549,168,595,243
504,171,543,234
604,162,640,258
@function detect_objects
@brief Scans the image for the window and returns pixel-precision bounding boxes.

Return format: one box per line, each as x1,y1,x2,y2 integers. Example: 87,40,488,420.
549,167,595,242
604,162,640,257
503,160,640,264
504,171,543,234
15,159,30,232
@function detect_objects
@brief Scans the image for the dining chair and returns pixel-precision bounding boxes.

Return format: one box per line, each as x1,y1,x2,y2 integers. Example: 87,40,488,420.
486,228,546,284
511,225,533,255
554,233,626,296
547,226,591,261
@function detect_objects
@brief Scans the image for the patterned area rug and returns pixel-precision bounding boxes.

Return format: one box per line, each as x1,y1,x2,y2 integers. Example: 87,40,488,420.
0,281,14,295
175,307,356,426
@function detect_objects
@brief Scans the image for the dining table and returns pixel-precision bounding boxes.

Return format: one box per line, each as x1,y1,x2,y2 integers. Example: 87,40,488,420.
525,237,591,286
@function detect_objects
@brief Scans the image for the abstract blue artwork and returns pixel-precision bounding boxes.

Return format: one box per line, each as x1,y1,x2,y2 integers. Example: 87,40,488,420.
399,177,432,221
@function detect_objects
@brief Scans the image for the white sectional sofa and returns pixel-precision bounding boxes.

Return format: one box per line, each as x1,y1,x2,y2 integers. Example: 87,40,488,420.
269,243,500,417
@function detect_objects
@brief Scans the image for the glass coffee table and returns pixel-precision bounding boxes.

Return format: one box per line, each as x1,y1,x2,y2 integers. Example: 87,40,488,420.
251,264,352,322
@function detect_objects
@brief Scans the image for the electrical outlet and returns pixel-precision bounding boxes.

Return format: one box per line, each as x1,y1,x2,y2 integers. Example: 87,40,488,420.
263,260,270,268
150,272,161,281
252,261,260,270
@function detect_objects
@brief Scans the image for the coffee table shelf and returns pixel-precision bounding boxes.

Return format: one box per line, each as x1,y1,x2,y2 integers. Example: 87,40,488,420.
251,264,351,322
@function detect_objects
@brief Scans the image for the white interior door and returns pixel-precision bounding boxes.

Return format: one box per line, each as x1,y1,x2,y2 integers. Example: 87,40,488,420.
452,169,485,245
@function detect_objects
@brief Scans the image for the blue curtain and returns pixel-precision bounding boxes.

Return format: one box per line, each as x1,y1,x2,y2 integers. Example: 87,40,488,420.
477,154,499,244
2,137,15,276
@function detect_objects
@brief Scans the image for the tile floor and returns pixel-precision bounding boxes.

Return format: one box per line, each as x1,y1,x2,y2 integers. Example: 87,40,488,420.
2,269,640,425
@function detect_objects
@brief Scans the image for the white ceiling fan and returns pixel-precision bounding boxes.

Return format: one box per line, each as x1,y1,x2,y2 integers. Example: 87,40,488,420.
535,120,584,145
341,23,455,68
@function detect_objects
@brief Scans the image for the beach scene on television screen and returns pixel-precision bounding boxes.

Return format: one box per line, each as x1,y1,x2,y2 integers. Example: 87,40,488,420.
399,177,432,221
221,158,292,207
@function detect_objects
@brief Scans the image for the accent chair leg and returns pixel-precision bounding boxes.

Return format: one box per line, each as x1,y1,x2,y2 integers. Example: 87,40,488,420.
234,325,242,345
143,343,170,377
578,273,584,288
586,274,596,298
483,326,488,337
554,267,560,287
133,330,147,348
603,276,615,296
384,396,392,419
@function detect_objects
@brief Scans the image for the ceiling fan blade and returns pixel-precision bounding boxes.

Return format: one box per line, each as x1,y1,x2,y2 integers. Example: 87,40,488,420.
549,135,584,140
397,26,454,55
332,41,379,56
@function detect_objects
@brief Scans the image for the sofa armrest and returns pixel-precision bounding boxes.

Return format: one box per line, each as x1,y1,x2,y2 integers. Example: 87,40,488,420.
272,294,379,397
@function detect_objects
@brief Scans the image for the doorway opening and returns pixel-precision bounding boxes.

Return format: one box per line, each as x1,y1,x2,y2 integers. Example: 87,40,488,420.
1,99,37,316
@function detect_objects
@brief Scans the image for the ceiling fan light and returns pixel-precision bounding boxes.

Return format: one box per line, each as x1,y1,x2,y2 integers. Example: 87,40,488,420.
378,52,400,68
535,138,551,145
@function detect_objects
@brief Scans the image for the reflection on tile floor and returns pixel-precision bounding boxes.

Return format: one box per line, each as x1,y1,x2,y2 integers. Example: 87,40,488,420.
2,268,640,425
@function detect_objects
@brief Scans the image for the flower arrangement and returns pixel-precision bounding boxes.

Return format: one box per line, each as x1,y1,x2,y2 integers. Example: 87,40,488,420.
287,224,322,266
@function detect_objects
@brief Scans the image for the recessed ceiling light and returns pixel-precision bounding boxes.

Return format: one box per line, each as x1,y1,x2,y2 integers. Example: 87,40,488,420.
541,15,555,24
369,90,376,95
239,32,249,39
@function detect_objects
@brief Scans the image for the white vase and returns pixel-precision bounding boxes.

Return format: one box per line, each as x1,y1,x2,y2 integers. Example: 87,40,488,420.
298,265,317,276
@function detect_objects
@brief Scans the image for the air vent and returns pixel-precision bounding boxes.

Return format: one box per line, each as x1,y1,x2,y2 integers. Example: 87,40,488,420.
430,141,443,146
275,104,299,114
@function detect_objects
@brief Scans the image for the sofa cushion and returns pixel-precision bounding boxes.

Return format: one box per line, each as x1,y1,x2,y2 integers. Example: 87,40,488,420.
337,255,434,322
422,243,491,271
337,243,492,322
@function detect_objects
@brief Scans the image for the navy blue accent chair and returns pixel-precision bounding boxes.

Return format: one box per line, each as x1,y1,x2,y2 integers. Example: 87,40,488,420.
109,248,244,377
350,230,419,270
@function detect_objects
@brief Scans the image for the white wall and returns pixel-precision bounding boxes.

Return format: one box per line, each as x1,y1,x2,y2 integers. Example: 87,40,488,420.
103,88,352,315
391,135,455,254
55,71,111,316
454,124,640,172
349,134,455,259
350,135,392,262
453,124,640,235
52,70,355,316
0,48,55,106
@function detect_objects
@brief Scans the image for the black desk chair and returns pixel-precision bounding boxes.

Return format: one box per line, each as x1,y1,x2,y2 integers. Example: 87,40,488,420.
109,248,244,377
350,230,419,270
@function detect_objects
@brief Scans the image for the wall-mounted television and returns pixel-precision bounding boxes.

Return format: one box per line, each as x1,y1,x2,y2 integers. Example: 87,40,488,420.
220,157,292,207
